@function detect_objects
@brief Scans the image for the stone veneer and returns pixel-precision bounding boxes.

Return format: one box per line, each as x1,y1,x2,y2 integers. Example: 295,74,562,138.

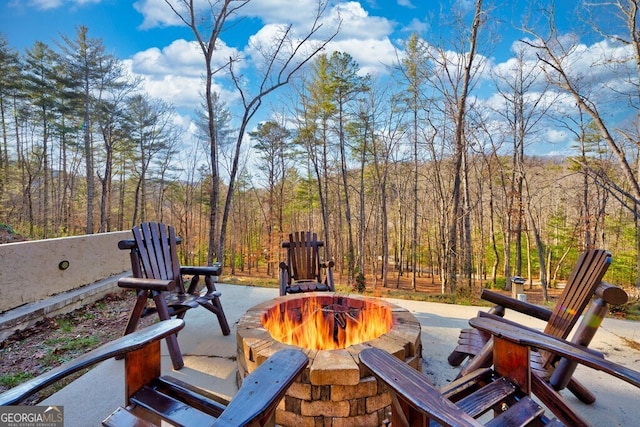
236,293,422,427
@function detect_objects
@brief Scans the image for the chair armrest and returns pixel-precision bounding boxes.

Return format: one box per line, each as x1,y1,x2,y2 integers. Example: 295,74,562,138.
279,262,291,280
481,289,552,322
180,263,222,277
470,315,640,389
214,349,308,426
359,348,480,427
0,320,185,405
597,281,628,305
118,277,175,292
320,260,335,269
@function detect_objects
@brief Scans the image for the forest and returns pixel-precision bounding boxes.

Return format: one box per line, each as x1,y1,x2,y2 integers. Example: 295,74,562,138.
1,1,640,297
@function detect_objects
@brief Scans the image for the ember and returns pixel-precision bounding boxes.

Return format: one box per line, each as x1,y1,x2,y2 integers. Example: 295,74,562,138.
261,295,393,350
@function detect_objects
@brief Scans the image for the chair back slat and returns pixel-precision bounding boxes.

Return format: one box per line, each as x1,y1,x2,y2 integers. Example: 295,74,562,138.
142,223,163,279
544,249,611,339
156,223,172,280
132,225,155,280
154,223,172,280
168,226,183,290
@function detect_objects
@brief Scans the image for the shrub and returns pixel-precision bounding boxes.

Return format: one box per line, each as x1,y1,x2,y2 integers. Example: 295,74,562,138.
486,277,506,290
353,273,366,293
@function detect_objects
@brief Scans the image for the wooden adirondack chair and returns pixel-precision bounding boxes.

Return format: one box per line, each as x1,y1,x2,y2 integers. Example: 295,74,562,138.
279,231,335,296
447,249,628,405
118,222,230,370
361,346,564,427
0,319,309,427
360,315,640,427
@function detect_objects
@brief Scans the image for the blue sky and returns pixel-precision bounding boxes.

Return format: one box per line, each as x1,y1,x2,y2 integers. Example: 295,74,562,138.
0,1,615,157
2,1,576,60
3,1,180,57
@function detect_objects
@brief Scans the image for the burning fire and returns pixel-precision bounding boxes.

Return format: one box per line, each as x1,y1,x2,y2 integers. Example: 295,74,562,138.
261,296,393,350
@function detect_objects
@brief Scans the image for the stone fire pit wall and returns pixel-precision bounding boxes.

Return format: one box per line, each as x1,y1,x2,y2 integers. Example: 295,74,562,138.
236,293,422,427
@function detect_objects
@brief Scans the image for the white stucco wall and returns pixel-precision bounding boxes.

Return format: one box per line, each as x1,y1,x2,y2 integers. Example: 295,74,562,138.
0,231,131,313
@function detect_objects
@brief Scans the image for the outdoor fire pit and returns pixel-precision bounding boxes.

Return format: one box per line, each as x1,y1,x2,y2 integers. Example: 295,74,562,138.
236,293,422,426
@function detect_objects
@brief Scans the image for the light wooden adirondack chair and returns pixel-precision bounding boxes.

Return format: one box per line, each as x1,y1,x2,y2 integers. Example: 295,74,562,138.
448,249,627,405
0,319,309,427
118,222,230,370
360,315,640,427
279,231,335,296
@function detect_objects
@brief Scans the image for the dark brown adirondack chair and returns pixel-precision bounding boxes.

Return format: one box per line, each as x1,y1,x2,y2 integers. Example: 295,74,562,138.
448,249,628,406
118,222,230,370
0,319,309,427
279,231,335,296
360,315,640,427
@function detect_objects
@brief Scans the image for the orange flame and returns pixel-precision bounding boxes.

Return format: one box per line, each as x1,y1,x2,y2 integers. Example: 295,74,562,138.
261,296,393,350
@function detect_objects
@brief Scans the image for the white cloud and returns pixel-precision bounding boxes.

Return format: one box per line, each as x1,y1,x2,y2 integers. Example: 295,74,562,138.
129,40,202,76
129,38,240,79
403,18,429,35
134,0,333,29
454,0,474,13
124,39,240,110
330,1,394,40
483,34,638,117
134,0,186,29
15,0,100,10
397,0,415,8
242,0,329,25
545,128,569,144
134,1,397,79
24,0,63,9
304,2,397,76
325,38,397,76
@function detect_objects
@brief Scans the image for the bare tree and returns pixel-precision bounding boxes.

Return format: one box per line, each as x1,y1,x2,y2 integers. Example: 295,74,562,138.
491,43,554,295
164,0,338,265
370,88,406,288
523,0,640,285
125,94,176,226
293,55,336,254
249,120,292,276
396,34,431,290
427,0,487,292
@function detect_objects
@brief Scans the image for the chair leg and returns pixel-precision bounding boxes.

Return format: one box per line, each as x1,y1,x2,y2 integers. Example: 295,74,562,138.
198,298,231,336
202,276,231,336
447,350,469,367
550,299,604,404
124,290,149,335
212,297,231,335
116,290,149,362
279,266,288,296
531,373,591,427
566,377,597,404
457,338,494,378
152,291,184,370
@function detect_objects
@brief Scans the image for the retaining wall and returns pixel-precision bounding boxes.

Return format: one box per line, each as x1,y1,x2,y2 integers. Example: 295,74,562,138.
0,231,131,313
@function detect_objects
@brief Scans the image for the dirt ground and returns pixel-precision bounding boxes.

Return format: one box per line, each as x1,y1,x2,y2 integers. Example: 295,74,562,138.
0,290,150,402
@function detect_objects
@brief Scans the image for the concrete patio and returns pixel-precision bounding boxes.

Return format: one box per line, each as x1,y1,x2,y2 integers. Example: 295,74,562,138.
42,283,640,426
